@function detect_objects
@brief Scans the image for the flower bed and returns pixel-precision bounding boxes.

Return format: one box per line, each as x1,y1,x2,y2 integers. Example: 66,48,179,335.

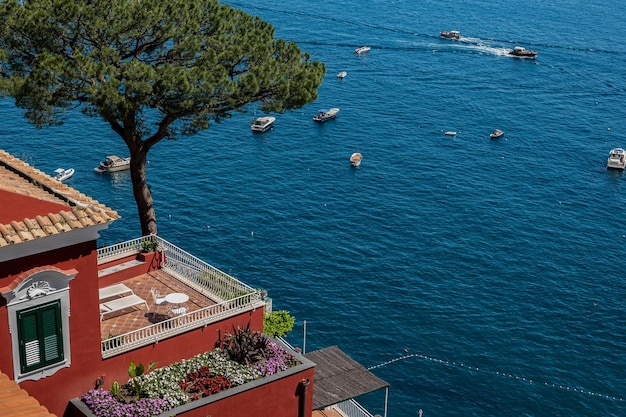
81,336,300,417
80,390,169,417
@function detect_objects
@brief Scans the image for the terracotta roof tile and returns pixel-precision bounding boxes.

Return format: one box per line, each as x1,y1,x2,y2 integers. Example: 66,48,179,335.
0,149,120,248
0,371,57,417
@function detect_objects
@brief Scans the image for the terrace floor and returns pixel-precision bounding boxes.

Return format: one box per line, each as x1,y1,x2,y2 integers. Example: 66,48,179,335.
100,269,218,339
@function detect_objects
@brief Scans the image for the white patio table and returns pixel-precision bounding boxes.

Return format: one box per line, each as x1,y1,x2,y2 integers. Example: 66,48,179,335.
165,292,189,316
165,292,189,305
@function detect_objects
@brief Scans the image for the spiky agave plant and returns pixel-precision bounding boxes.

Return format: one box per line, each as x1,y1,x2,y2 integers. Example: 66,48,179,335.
223,322,269,366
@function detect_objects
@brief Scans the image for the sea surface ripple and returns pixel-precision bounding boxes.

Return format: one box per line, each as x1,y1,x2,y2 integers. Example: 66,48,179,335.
1,0,625,415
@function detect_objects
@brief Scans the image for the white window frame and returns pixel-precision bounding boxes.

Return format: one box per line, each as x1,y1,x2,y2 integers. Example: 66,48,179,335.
4,269,75,383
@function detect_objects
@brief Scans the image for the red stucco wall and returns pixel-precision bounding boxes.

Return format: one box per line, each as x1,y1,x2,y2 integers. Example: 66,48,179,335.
21,297,263,416
66,366,315,417
95,308,265,392
97,251,163,287
198,369,315,417
0,240,104,417
1,240,265,417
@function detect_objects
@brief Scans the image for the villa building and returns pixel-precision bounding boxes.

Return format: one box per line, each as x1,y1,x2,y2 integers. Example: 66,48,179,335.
0,149,387,417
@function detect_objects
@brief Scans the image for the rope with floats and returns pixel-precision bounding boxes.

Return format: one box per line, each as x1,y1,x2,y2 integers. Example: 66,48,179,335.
367,351,624,402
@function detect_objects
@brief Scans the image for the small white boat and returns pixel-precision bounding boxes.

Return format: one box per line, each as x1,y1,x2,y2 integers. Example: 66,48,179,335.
354,46,371,54
440,30,460,39
337,71,347,78
53,168,74,182
251,116,276,133
313,108,340,122
490,129,504,139
607,148,626,170
94,155,131,173
445,131,457,136
350,152,362,167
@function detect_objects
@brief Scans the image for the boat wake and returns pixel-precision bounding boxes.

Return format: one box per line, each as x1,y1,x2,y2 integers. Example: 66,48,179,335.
454,37,513,56
471,44,513,56
431,42,512,57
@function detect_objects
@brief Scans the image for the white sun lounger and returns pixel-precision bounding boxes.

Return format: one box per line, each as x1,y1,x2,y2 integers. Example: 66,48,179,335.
100,294,148,320
99,283,134,301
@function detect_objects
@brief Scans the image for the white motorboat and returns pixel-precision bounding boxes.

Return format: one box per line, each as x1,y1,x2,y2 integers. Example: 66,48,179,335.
440,31,460,39
94,155,131,173
313,108,340,122
350,152,362,167
53,168,74,182
354,46,371,54
445,131,457,136
337,71,347,78
251,116,276,133
490,129,504,139
607,148,626,170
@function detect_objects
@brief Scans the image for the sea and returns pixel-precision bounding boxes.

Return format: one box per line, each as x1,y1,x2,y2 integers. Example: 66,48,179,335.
1,0,625,415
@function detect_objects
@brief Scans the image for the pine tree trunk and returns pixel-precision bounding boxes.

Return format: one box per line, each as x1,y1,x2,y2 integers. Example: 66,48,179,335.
129,149,157,236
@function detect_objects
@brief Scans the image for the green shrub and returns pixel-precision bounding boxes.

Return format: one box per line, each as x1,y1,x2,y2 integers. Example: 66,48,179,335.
263,310,295,337
141,240,158,253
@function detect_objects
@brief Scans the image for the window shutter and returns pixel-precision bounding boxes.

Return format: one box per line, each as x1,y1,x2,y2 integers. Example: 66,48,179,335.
18,301,64,373
41,305,63,363
20,313,40,370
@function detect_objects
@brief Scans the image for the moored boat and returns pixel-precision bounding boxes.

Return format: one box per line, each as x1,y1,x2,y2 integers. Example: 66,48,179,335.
508,46,537,58
490,129,504,139
94,155,131,173
445,131,457,136
350,152,362,167
440,31,460,39
607,148,626,170
354,46,371,54
337,71,347,78
251,116,276,133
53,168,74,182
313,108,340,122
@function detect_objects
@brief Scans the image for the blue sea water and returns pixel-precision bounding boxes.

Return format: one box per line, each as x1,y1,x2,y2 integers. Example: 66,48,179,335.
2,0,626,415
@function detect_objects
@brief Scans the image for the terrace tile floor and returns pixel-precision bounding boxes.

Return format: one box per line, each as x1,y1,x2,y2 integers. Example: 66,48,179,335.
100,269,217,339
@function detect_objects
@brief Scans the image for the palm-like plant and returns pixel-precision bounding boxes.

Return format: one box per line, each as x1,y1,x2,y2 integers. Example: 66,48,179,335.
222,323,269,366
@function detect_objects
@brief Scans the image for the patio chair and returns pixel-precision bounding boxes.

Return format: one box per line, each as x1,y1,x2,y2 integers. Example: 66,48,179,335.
170,306,187,316
150,287,167,305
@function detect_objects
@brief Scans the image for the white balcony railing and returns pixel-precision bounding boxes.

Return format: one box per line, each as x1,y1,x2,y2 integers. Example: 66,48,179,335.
99,235,264,358
97,235,155,264
336,399,377,417
158,237,254,303
101,293,258,358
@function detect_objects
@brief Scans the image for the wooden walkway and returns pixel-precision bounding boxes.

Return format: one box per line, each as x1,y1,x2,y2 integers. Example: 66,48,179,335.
312,408,346,417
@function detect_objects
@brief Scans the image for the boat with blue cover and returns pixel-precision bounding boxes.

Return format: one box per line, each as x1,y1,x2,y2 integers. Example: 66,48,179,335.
313,108,340,122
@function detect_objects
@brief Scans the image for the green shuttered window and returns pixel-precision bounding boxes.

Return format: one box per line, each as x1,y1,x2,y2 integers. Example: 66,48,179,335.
18,301,64,373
